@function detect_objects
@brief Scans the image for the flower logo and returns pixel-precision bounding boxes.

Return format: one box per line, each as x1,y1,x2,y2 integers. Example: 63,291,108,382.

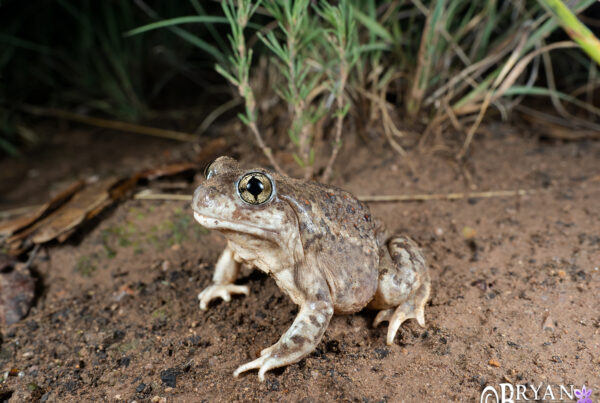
575,385,593,403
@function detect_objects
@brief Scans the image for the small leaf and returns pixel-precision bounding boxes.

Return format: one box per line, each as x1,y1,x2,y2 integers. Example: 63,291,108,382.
292,153,306,167
237,112,251,126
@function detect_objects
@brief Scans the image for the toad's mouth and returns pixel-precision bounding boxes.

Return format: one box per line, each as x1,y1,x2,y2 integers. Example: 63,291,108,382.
192,210,279,238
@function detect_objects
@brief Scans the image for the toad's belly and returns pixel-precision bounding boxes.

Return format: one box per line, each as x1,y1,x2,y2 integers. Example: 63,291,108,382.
328,262,378,314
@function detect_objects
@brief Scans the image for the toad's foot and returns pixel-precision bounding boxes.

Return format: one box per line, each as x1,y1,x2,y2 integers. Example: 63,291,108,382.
198,284,249,310
373,299,426,345
234,300,333,381
233,339,310,382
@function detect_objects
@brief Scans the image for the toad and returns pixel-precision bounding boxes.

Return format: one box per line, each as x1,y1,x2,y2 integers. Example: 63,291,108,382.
192,157,430,381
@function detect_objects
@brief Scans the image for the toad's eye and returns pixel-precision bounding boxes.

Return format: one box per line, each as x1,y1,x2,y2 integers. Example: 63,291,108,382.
237,172,273,205
203,159,217,180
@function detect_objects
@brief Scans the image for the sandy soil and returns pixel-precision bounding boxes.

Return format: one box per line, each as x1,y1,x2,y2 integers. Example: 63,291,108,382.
0,123,599,402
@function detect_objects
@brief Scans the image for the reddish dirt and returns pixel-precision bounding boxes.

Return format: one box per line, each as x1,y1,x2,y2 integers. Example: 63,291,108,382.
0,123,599,402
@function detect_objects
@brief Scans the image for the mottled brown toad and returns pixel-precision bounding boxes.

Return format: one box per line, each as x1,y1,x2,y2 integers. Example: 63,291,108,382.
192,156,430,381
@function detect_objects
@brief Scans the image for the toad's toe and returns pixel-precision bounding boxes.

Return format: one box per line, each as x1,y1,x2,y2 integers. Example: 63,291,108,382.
383,301,427,345
198,284,249,310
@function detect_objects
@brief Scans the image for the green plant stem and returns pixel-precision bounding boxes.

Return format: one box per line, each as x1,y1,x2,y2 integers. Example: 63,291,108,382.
537,0,600,66
322,48,349,183
217,0,285,175
286,25,311,178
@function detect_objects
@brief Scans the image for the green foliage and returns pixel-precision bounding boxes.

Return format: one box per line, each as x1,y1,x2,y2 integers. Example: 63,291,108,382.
2,0,599,163
216,0,361,177
0,0,225,154
211,0,600,172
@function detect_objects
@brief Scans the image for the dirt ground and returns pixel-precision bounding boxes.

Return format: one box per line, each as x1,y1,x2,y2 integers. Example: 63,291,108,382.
0,122,599,402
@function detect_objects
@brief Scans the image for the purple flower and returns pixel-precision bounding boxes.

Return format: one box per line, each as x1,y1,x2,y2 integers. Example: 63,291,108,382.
575,385,593,403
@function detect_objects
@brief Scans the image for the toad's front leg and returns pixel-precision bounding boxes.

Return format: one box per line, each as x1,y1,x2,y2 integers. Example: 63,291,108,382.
233,272,334,381
233,300,333,381
198,244,249,310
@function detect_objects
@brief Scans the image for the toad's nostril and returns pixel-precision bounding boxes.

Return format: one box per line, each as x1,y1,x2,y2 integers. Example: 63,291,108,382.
192,186,205,209
193,185,222,210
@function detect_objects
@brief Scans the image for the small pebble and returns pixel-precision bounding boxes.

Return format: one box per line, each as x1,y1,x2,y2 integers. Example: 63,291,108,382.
462,226,476,239
161,261,170,271
118,357,131,368
160,368,179,388
542,315,555,331
374,348,390,359
488,359,501,367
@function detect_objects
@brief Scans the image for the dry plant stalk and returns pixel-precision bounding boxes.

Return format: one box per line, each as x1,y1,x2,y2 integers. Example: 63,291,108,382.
357,189,534,202
322,40,350,183
407,2,434,119
354,86,413,171
233,55,284,176
133,189,536,203
20,105,196,142
217,0,286,176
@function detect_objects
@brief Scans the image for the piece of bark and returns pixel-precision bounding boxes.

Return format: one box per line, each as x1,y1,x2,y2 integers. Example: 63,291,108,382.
0,180,84,237
109,177,140,200
4,239,27,257
30,178,120,244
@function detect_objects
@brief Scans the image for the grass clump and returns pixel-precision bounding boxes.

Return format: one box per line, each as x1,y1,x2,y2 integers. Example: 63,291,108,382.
132,0,599,177
3,0,599,173
0,1,224,154
216,0,359,179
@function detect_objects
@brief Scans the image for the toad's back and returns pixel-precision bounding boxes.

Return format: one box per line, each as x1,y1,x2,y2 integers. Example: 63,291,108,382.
276,179,379,314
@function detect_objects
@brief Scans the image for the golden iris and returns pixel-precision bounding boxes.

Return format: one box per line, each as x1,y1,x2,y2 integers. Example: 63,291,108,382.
237,172,273,205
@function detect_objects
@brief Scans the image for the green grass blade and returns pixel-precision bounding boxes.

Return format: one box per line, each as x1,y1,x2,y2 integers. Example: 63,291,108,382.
0,34,54,54
503,85,600,116
124,16,230,37
537,0,600,66
351,6,392,42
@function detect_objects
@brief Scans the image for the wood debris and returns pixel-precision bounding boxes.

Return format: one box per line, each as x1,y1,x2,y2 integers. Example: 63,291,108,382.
0,254,35,326
0,159,219,255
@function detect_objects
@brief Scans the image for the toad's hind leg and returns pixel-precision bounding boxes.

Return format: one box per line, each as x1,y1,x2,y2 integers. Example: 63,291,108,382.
368,235,431,345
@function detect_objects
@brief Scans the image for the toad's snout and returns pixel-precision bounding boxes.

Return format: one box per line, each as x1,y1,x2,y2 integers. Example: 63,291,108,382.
191,185,218,213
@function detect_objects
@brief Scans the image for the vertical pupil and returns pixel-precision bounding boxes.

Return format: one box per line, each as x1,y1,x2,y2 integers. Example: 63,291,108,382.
246,176,264,200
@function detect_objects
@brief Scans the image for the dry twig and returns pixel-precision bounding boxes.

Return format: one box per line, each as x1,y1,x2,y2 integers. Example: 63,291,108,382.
20,105,197,142
357,189,533,202
133,189,536,203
